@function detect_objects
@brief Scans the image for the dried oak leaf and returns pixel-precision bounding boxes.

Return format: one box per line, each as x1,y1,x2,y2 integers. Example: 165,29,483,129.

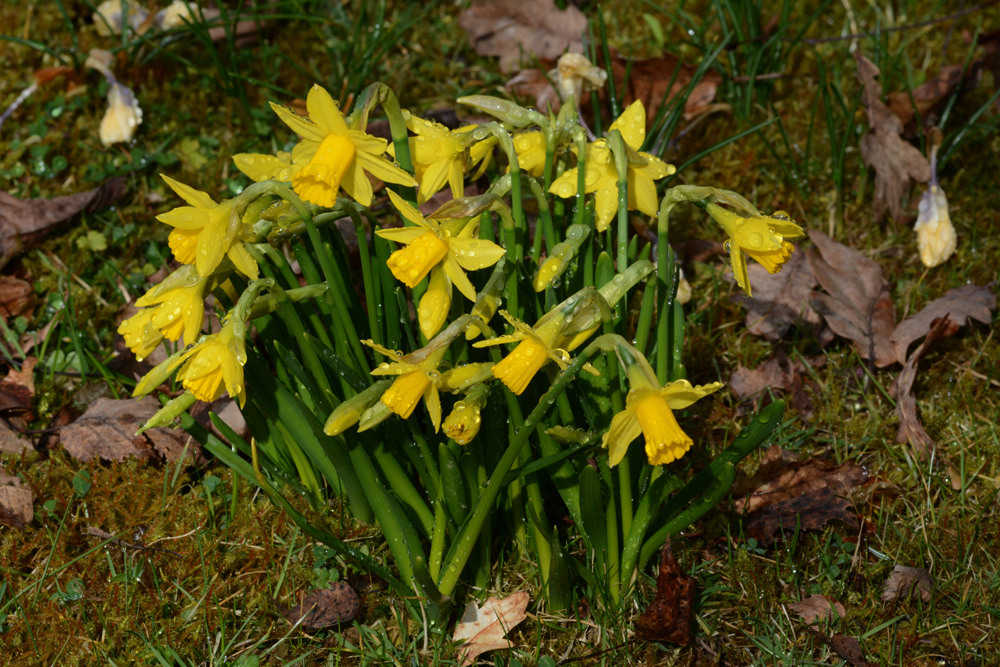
0,177,126,265
634,537,695,645
854,52,930,221
0,421,32,455
280,581,360,631
890,284,996,365
808,229,897,368
739,251,830,343
746,487,858,546
892,316,954,458
887,65,964,127
881,564,933,602
733,445,868,515
787,594,846,625
806,629,876,667
607,50,721,123
59,397,197,463
453,591,530,667
0,357,37,411
0,467,32,529
0,276,34,320
729,347,825,419
458,0,587,73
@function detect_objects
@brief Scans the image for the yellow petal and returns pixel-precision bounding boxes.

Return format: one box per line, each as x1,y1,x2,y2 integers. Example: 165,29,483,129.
729,245,750,294
381,370,431,419
269,101,326,142
195,203,235,277
602,403,642,467
426,384,441,432
305,85,349,136
745,241,794,275
355,149,417,187
418,266,452,339
549,168,580,199
160,174,216,210
659,380,724,409
233,152,294,182
449,238,506,271
157,206,210,230
609,100,646,149
387,189,435,230
227,242,259,280
442,255,477,302
376,227,426,244
593,181,619,233
417,158,452,204
340,160,373,207
629,167,660,218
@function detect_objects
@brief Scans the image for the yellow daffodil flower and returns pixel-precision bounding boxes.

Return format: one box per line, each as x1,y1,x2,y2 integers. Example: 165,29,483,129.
117,307,164,360
361,340,450,431
156,175,259,279
443,383,489,445
549,101,674,232
704,202,804,297
512,131,547,178
237,85,415,208
377,190,505,338
132,264,208,344
603,346,722,466
174,316,248,407
396,114,494,203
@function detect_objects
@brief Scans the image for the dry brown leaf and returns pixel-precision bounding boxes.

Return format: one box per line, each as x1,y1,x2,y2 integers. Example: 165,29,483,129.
280,582,360,631
890,284,996,365
808,230,897,368
746,487,858,546
788,594,846,625
608,50,721,123
733,445,867,547
0,178,126,266
854,52,930,221
892,316,953,458
881,564,933,602
459,0,587,73
806,629,876,667
0,421,33,455
739,251,830,343
60,397,197,463
0,276,34,320
887,65,964,127
733,446,868,514
506,69,562,113
453,591,530,666
729,347,825,419
1,357,37,407
634,537,695,645
0,467,32,529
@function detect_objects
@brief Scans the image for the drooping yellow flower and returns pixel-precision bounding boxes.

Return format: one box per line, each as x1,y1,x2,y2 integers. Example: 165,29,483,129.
361,340,448,431
117,307,164,360
442,383,489,445
377,190,505,338
237,85,415,208
156,175,259,279
133,264,208,344
511,131,547,178
173,316,248,407
604,380,722,466
704,202,804,297
549,101,674,231
397,115,494,203
602,347,722,466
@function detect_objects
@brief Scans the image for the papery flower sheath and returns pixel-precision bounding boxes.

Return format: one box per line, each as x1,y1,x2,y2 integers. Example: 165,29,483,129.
377,190,505,338
237,85,415,207
156,175,258,279
704,202,804,297
549,101,674,231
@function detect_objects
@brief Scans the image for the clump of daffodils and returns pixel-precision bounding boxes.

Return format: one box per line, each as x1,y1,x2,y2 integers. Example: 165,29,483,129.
123,80,802,475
